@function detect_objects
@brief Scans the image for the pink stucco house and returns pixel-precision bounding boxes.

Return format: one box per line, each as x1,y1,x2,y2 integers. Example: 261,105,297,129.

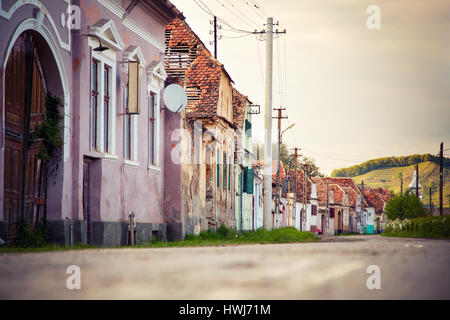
0,0,186,246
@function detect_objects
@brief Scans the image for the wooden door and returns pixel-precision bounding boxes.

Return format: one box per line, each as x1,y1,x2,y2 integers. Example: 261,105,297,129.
4,32,46,240
4,32,47,240
338,211,343,233
83,159,92,244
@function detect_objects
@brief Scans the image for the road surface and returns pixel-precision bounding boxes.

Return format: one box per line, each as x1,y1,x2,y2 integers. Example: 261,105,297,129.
0,235,449,299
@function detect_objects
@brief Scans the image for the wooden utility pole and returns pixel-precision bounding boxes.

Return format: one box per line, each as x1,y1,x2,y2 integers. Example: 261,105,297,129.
440,142,444,216
273,107,287,228
400,177,403,195
213,16,217,59
430,187,432,215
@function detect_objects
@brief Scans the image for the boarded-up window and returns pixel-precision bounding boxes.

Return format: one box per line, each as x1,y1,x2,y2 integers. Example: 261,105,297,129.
127,61,140,114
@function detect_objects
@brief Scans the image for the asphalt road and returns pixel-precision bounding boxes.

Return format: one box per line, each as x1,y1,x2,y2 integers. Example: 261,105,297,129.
0,235,449,299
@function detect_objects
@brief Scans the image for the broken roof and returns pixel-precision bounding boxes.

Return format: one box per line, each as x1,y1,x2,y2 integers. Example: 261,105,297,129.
165,18,235,121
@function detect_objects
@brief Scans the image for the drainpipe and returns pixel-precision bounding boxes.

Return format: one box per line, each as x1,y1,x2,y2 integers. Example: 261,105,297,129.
66,217,73,246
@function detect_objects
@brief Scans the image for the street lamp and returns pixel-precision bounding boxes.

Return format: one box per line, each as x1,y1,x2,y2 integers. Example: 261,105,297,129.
275,123,295,228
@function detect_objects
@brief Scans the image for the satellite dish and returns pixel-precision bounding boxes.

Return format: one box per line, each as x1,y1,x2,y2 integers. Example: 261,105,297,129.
163,84,188,113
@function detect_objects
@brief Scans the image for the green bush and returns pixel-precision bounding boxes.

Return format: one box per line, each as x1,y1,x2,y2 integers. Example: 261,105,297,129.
384,191,428,220
384,216,450,239
12,219,50,247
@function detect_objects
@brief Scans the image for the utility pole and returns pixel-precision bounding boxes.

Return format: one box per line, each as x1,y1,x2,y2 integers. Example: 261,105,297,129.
430,187,432,215
273,107,287,228
263,17,274,230
416,163,419,198
326,181,329,236
440,142,444,216
213,16,217,59
400,177,403,195
260,17,286,231
294,147,300,229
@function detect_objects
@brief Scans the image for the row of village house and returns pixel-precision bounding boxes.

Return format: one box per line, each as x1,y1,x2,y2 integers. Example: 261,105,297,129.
0,0,390,246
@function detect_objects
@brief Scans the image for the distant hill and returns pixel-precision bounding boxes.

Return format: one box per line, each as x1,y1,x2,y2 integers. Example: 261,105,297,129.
331,154,450,178
350,161,450,207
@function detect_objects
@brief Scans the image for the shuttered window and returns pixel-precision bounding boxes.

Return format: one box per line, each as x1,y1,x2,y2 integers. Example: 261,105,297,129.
217,150,220,188
243,167,254,194
223,152,227,190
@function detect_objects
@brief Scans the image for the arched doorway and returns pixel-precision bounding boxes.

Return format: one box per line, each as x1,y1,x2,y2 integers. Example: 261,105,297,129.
337,210,343,234
4,31,49,240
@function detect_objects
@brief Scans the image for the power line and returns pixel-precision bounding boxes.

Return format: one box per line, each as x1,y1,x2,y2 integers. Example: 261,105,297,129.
224,0,261,29
221,32,254,39
300,148,361,163
239,0,265,20
192,0,255,34
214,0,258,31
248,0,267,15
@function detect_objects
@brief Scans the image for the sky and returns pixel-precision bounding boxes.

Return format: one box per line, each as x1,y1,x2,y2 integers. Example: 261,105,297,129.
170,0,450,175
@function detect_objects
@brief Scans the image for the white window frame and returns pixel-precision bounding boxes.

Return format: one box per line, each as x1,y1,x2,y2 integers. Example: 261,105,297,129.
146,60,166,171
122,46,146,166
148,86,160,171
123,84,139,165
91,50,117,158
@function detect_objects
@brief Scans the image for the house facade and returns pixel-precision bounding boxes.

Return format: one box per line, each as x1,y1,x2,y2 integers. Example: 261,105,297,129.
0,0,184,245
164,17,244,239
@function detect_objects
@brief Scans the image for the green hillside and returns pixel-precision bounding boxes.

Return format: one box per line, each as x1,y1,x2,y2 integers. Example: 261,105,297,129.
351,161,450,207
331,154,450,177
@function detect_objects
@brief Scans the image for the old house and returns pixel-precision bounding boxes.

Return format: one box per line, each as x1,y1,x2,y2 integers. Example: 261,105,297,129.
0,0,182,245
290,169,318,232
363,187,391,233
164,17,238,239
326,178,369,234
233,88,257,231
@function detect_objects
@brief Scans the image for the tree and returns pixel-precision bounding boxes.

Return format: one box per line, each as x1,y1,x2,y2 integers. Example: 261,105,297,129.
384,190,428,220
